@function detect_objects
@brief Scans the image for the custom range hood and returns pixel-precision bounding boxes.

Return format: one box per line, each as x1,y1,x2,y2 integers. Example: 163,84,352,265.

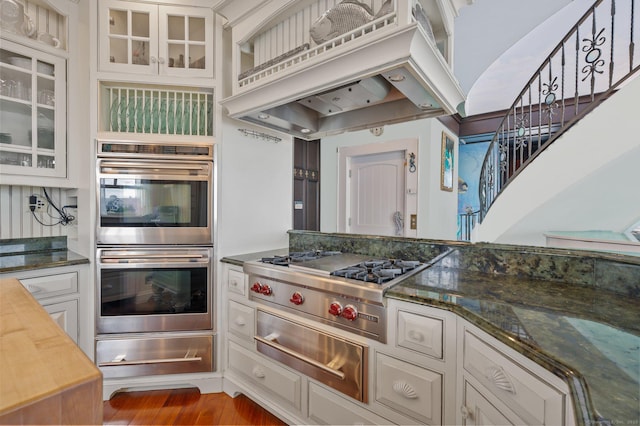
219,0,469,140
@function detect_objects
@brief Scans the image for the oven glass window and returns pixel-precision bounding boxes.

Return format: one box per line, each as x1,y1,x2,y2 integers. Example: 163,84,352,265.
101,267,207,316
99,178,208,227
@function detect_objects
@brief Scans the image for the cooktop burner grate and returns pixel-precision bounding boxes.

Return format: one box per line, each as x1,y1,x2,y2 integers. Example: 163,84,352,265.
260,250,342,266
331,259,422,284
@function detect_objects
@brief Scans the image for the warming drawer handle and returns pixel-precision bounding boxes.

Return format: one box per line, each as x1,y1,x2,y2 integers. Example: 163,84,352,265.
254,335,346,380
98,351,202,367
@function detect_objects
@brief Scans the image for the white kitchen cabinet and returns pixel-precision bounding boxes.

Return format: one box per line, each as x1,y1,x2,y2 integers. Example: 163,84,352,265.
0,39,67,180
227,299,255,342
396,307,444,359
98,0,213,78
375,352,443,425
0,267,83,345
227,340,302,412
458,319,573,426
227,268,246,297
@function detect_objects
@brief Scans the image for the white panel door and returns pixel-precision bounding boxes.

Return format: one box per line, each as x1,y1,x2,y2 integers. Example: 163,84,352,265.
348,150,405,236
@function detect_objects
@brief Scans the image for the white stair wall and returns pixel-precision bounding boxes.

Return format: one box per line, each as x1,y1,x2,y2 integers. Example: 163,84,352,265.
472,74,640,248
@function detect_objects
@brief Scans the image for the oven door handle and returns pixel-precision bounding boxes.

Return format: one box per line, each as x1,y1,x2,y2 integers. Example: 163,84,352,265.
100,254,206,261
254,335,346,380
100,162,208,171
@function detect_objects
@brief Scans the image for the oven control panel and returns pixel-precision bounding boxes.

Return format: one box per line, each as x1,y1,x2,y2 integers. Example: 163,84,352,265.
248,275,385,342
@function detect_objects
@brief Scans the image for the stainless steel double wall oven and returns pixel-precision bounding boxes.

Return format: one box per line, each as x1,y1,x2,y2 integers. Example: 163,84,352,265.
95,140,214,379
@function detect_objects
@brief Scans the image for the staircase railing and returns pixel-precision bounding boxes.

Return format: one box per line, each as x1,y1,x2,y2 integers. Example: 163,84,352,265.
478,0,639,223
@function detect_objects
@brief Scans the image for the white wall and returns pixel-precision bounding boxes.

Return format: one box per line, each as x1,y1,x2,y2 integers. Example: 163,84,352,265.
474,75,640,246
454,0,573,95
216,116,293,257
320,117,458,240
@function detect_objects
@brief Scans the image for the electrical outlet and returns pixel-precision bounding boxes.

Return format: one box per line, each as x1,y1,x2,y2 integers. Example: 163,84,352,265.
28,195,46,211
410,214,417,230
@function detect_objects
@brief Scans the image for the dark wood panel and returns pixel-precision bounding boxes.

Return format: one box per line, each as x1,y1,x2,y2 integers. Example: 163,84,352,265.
103,387,286,425
293,138,320,231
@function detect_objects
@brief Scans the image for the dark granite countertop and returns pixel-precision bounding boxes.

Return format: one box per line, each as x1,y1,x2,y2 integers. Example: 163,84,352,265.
0,237,89,274
387,250,639,426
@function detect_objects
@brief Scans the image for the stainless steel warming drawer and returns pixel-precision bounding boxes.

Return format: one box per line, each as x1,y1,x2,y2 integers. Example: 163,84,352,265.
255,310,368,402
96,334,213,378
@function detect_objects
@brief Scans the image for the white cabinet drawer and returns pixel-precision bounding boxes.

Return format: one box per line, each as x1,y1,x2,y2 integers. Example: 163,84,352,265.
228,300,255,341
463,330,565,425
375,353,443,425
227,269,245,296
228,340,301,410
397,309,443,359
20,272,78,300
309,382,390,425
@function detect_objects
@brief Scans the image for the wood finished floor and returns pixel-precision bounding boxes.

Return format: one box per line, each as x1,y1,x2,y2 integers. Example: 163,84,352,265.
103,387,287,425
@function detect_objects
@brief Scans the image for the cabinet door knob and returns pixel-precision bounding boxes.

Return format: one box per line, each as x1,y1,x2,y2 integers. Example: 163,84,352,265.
460,405,473,420
158,57,166,64
408,329,424,342
150,56,157,64
252,366,265,378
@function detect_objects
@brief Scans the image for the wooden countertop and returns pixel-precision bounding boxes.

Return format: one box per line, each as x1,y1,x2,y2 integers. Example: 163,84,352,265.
0,278,102,424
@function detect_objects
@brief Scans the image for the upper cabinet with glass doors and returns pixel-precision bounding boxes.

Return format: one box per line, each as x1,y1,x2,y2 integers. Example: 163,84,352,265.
0,39,66,178
98,0,213,78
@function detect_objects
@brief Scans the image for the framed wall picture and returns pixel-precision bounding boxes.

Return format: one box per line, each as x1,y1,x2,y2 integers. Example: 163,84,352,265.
440,132,454,191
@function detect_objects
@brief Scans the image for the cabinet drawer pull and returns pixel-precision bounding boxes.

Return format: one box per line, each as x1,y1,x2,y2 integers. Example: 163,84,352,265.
392,380,418,399
407,329,424,342
255,335,346,380
234,316,246,326
252,366,266,378
486,366,516,394
27,285,44,294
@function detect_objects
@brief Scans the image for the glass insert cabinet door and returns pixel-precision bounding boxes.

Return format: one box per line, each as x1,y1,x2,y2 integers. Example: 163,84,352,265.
159,6,212,77
98,0,213,77
98,0,158,74
0,39,66,177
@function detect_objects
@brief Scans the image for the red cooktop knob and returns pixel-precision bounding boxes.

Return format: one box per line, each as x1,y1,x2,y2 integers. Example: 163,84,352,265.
260,284,272,296
328,301,343,317
341,304,358,321
290,291,304,305
250,282,262,293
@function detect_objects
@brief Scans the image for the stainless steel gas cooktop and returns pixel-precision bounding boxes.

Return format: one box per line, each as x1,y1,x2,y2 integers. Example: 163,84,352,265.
243,250,449,342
